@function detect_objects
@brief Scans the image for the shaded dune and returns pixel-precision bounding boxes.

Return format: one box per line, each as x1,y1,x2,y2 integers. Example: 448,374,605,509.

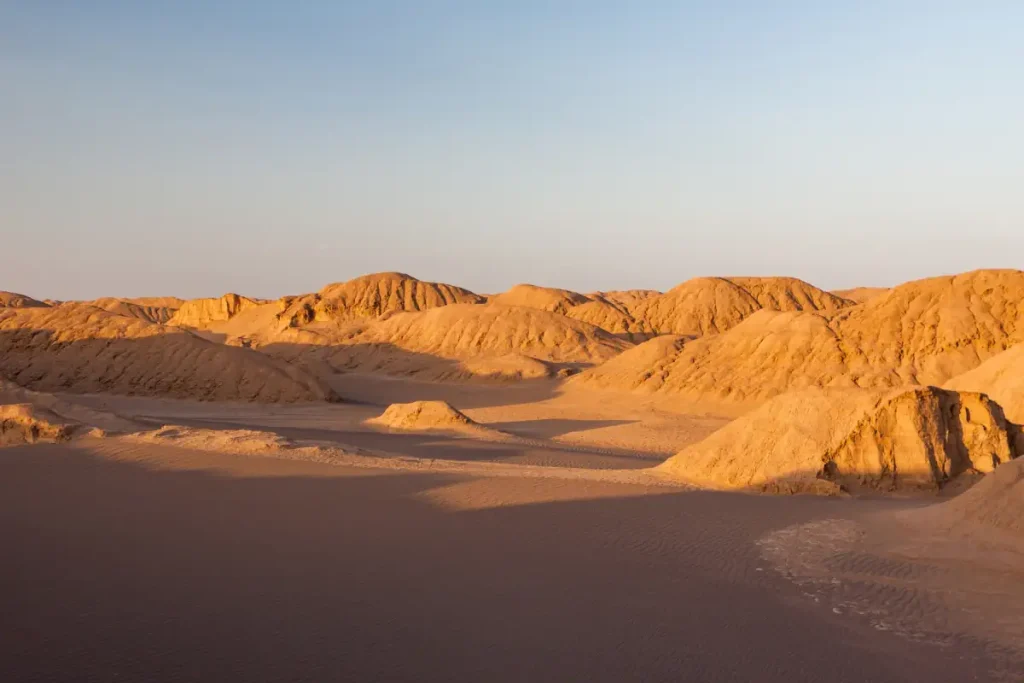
0,304,337,403
657,387,1019,494
908,456,1024,535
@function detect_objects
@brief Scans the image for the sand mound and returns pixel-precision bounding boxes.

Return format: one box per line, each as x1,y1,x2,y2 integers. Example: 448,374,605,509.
488,284,591,314
591,289,661,312
87,297,183,324
908,457,1024,535
368,401,486,434
576,270,1024,405
945,342,1024,424
831,286,889,303
345,304,630,364
0,291,49,309
128,425,293,453
0,403,75,446
487,285,652,339
657,387,1018,494
629,276,849,337
574,335,688,391
0,304,337,403
169,293,262,328
278,272,484,327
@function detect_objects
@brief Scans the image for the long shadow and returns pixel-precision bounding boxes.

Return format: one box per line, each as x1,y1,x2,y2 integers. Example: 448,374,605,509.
486,417,636,439
0,327,567,410
0,445,996,683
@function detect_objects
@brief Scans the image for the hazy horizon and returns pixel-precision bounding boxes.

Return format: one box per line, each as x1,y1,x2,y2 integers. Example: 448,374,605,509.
4,2,1022,300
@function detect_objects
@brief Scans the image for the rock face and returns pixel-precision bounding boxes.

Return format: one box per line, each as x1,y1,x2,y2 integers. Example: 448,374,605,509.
574,270,1024,406
629,276,850,337
278,272,484,327
945,342,1024,424
0,304,337,403
656,387,1019,494
0,291,49,309
170,293,262,328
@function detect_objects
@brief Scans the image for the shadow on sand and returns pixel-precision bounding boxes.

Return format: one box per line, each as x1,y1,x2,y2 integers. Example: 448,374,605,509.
0,444,998,683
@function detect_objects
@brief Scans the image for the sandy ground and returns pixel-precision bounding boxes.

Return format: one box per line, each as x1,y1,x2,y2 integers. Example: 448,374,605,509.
1,439,1016,683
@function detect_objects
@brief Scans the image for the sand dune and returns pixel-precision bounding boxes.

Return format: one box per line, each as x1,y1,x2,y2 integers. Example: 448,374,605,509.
0,291,49,308
576,270,1024,405
832,286,889,303
910,456,1024,535
0,304,337,402
657,387,1018,494
488,283,591,313
945,342,1024,424
628,276,850,337
0,379,139,434
279,272,484,327
88,296,184,324
489,284,652,339
170,293,262,328
367,400,503,439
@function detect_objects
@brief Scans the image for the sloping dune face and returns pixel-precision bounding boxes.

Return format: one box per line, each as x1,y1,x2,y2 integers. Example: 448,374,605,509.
657,387,1018,494
945,342,1024,424
0,291,49,309
279,272,484,327
629,276,850,337
170,293,262,328
489,284,652,338
88,297,184,324
908,456,1024,535
329,304,631,365
0,304,336,402
575,270,1024,404
832,286,889,303
488,284,590,314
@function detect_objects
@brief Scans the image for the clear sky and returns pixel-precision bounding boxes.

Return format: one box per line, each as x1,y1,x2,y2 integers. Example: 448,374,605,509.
3,2,1022,299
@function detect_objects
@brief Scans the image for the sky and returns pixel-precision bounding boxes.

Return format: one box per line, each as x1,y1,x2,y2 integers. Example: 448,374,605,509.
2,1,1022,300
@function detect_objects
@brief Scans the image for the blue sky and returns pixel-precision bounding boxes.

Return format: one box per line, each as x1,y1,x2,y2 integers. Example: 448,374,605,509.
2,1,1022,299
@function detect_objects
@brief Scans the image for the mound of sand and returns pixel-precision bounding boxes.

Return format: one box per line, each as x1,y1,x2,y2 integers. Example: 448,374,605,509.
576,270,1024,405
170,293,262,328
0,403,75,446
0,304,337,403
487,285,651,339
945,342,1024,424
87,297,184,324
368,400,488,435
343,304,630,364
656,387,1018,495
0,291,49,309
128,425,293,453
629,276,850,337
831,286,889,303
591,289,661,313
907,457,1024,535
575,335,688,391
278,272,484,327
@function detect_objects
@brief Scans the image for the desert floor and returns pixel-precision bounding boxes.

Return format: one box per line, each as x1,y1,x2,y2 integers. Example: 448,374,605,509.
2,376,1022,682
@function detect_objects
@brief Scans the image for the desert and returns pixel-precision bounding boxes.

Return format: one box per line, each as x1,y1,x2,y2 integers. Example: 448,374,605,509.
2,269,1023,682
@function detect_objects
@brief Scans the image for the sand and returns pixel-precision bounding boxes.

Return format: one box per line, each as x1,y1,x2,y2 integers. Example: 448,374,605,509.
5,267,1024,680
575,269,1024,405
657,387,1019,494
0,438,1015,681
0,303,336,402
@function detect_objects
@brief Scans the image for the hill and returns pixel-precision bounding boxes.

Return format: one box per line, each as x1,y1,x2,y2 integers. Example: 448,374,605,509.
945,342,1024,423
656,387,1018,494
0,304,337,402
